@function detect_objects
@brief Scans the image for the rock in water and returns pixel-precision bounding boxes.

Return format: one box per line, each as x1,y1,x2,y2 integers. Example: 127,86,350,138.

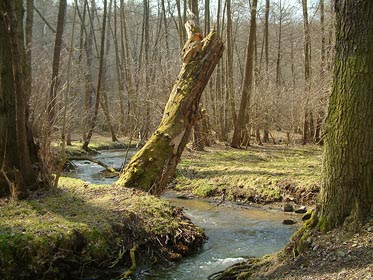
283,219,296,225
295,206,307,214
283,203,294,212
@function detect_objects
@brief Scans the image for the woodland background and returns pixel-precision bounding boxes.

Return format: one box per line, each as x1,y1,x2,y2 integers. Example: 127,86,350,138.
30,0,333,155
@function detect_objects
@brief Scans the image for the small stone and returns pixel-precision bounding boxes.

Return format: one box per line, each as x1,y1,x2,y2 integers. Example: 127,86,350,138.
283,203,294,212
367,226,373,232
313,245,319,251
302,212,312,221
352,243,358,248
336,250,346,258
283,219,296,225
295,206,307,214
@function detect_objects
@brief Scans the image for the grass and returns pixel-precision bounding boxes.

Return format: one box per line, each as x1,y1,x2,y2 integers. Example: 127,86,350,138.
51,133,138,157
0,177,205,279
175,144,322,205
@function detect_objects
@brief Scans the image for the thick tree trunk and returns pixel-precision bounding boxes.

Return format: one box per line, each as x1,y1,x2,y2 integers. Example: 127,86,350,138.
318,0,373,231
116,31,223,195
0,1,49,198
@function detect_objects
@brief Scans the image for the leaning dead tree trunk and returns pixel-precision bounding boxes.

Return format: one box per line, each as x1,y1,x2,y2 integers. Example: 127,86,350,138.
116,28,223,195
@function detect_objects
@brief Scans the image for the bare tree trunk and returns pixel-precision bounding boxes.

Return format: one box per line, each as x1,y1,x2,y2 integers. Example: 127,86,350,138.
119,0,134,134
81,0,94,142
301,0,311,145
48,0,67,126
161,0,169,55
226,0,237,131
204,0,210,36
262,0,270,143
112,0,125,132
116,31,223,195
54,3,77,189
176,0,184,49
100,0,118,142
315,0,325,144
231,0,257,148
138,0,151,145
192,108,205,151
82,0,108,150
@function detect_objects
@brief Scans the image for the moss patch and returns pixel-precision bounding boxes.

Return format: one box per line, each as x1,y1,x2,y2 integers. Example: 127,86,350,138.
51,133,138,157
175,144,321,205
0,177,206,279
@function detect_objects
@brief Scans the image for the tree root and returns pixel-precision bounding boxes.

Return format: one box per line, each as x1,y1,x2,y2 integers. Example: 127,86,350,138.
120,244,138,279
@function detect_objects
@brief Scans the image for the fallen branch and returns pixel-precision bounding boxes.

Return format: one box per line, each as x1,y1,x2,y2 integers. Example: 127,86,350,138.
68,156,118,174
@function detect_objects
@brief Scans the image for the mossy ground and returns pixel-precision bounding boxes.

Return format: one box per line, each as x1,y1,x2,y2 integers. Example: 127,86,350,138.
0,177,205,280
175,144,322,206
51,133,138,157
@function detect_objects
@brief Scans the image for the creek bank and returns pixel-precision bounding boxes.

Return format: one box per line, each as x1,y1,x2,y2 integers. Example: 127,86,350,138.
173,144,321,210
0,177,206,280
209,222,373,279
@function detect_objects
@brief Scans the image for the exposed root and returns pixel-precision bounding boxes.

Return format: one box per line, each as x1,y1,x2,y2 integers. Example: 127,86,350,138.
120,244,138,279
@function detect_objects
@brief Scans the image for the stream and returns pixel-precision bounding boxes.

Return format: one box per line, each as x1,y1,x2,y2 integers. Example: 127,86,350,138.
68,150,298,279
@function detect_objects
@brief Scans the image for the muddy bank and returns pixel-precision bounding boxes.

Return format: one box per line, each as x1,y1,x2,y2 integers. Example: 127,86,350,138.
0,177,206,280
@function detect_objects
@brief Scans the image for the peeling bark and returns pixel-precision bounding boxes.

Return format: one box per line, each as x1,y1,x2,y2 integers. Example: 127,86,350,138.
116,31,223,195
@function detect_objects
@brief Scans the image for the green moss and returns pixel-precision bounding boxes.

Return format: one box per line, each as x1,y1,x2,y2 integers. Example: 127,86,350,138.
317,216,328,233
176,145,321,204
0,177,204,279
192,180,218,197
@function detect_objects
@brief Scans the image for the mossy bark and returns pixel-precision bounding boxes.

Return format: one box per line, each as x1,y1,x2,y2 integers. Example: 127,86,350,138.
116,31,223,195
317,0,373,231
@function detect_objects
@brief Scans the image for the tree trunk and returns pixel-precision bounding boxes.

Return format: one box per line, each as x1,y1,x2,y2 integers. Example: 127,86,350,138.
0,0,49,198
226,0,237,131
192,108,205,151
100,0,118,142
301,0,311,145
262,0,270,143
82,0,108,150
116,31,223,195
318,0,373,231
48,0,67,126
231,0,257,148
315,0,325,145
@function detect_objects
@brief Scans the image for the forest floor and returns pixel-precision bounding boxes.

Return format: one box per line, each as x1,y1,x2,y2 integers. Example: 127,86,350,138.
0,177,206,279
174,143,372,280
174,143,322,209
6,136,370,279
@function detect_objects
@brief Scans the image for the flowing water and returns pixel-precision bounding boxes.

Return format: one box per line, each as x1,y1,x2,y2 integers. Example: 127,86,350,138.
68,150,298,279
